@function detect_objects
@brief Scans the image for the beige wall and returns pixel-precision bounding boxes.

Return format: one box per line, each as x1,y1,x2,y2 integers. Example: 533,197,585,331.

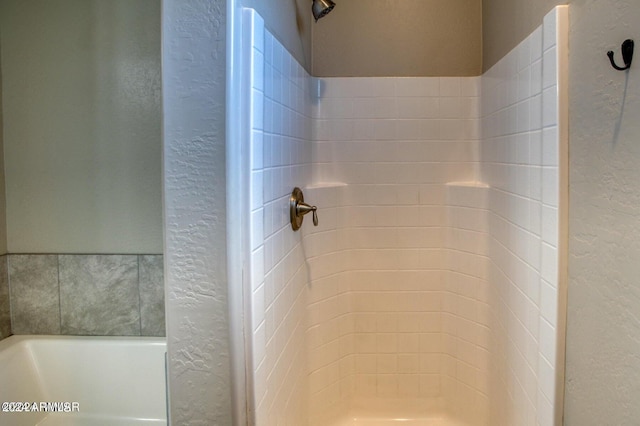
242,0,483,77
312,0,482,77
242,0,312,72
0,0,162,254
482,0,567,71
0,40,6,255
564,1,640,424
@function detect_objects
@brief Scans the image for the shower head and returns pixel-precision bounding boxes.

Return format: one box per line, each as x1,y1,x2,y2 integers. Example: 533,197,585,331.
312,0,335,22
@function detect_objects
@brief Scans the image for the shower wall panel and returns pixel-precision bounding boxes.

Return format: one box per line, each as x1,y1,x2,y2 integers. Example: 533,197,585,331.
244,10,314,426
242,6,566,425
443,182,491,422
300,183,351,425
480,7,567,425
314,77,482,406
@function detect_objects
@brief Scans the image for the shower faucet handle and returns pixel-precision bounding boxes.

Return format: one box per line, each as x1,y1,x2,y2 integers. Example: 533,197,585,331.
296,202,318,224
290,187,319,231
297,202,319,227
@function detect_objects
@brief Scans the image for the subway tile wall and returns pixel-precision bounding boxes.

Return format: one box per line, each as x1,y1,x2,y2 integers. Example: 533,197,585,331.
245,6,566,426
4,254,164,337
313,75,482,419
480,7,566,426
443,182,491,422
244,10,313,426
301,183,350,425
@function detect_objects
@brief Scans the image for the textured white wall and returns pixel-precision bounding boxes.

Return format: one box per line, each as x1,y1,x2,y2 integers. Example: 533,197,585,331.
0,0,162,254
565,1,640,424
162,0,231,424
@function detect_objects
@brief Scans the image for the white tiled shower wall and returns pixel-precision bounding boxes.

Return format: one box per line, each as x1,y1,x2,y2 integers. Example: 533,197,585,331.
243,6,565,426
443,182,491,422
312,75,486,424
481,7,566,426
244,10,313,425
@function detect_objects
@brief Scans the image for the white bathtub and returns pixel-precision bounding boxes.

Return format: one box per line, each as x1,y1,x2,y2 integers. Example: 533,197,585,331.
0,335,166,425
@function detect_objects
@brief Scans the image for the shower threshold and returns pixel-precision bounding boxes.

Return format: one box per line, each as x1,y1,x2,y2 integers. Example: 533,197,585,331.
329,398,474,426
334,420,470,426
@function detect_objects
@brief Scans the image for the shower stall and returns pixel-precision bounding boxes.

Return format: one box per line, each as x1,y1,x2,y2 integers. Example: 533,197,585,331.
228,4,568,425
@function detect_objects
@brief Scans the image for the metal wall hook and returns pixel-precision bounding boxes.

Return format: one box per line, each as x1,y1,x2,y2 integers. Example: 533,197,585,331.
608,39,634,71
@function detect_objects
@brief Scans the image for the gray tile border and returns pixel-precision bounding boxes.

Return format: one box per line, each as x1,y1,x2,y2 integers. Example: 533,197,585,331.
3,254,165,337
59,255,140,336
0,256,10,339
139,255,166,337
9,254,61,334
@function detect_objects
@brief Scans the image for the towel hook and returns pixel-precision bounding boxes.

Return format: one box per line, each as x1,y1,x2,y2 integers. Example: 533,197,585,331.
607,39,634,71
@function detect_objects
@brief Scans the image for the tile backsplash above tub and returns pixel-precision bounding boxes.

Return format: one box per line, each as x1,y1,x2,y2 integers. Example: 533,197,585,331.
0,258,9,339
2,254,164,338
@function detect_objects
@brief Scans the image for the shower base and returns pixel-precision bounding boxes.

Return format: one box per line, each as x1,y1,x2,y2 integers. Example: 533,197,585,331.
329,398,473,426
333,417,470,426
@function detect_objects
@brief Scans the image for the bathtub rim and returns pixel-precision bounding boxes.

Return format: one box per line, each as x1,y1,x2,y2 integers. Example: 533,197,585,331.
0,333,167,348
